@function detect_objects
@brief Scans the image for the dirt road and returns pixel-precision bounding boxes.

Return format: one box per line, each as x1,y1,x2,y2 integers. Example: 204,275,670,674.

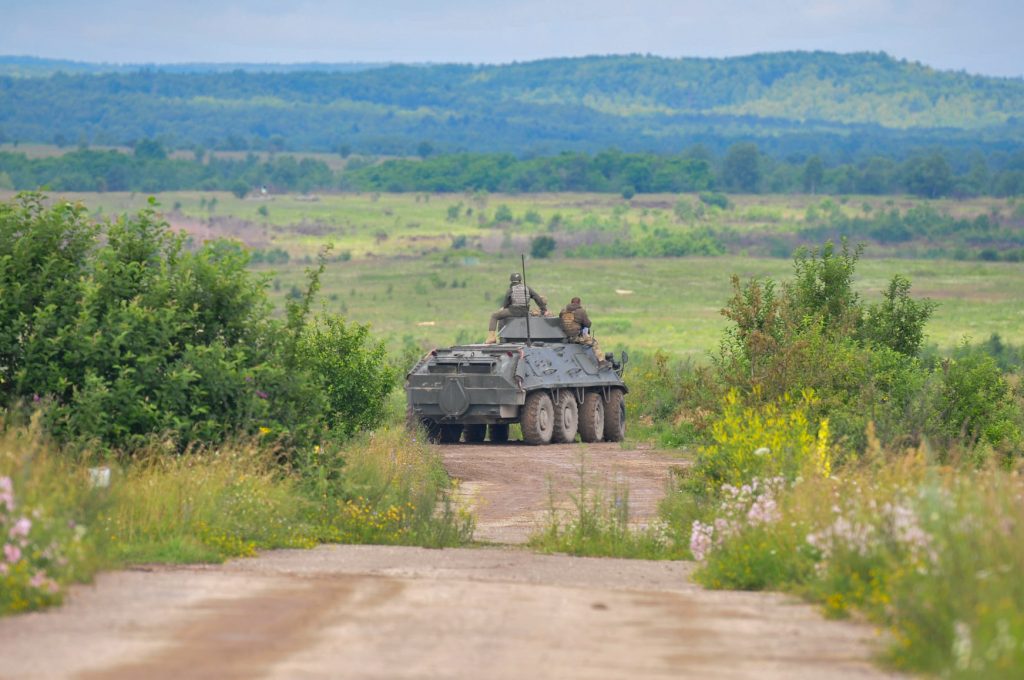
0,442,901,679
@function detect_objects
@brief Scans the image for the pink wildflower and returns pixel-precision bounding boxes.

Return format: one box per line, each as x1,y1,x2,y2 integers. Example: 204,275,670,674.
689,520,714,561
4,543,21,563
0,476,14,511
9,517,31,539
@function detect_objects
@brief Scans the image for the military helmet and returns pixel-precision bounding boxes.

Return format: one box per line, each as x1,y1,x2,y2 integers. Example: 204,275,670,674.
510,272,523,284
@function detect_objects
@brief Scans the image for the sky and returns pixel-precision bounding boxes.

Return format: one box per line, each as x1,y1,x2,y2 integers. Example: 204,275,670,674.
1,0,1022,78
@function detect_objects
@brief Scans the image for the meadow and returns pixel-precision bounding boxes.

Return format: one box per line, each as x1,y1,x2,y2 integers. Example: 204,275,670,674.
3,189,1020,358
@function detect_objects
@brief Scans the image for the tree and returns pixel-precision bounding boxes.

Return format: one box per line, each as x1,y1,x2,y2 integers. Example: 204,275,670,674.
133,139,167,161
802,155,824,194
722,143,761,193
417,141,435,158
902,152,953,198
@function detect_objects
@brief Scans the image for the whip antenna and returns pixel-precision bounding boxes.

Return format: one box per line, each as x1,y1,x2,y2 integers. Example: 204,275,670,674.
521,254,531,346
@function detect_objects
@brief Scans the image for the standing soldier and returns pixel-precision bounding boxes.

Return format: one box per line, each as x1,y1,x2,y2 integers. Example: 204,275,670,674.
485,273,549,344
560,297,607,366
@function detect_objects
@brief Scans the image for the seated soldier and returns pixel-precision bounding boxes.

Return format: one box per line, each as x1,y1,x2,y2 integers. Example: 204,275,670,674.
560,296,607,366
485,272,549,343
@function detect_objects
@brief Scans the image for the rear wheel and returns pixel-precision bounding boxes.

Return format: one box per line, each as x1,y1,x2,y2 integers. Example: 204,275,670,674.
603,389,626,442
521,391,555,445
579,391,605,443
488,423,509,443
552,392,579,443
464,424,487,443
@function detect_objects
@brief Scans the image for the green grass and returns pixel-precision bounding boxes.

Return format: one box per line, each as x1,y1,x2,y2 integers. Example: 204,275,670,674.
258,254,1024,360
0,415,471,616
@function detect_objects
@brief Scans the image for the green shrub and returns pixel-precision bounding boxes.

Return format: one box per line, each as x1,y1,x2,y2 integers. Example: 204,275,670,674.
530,235,556,259
928,350,1022,453
0,193,393,450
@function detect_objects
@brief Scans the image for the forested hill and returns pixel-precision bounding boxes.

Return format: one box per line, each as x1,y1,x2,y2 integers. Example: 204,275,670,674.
2,52,1023,157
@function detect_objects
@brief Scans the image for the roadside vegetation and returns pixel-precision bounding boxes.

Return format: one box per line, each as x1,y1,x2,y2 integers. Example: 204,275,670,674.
0,193,472,616
534,241,1024,676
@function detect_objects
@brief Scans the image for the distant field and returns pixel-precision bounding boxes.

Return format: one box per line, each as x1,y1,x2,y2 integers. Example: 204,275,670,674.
3,190,1020,357
4,189,1012,259
262,255,1024,359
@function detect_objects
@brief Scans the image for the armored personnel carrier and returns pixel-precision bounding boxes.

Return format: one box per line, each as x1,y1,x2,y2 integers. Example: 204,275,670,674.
406,316,628,445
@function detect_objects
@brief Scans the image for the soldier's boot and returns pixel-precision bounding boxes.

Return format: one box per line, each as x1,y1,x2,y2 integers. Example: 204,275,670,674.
484,330,498,344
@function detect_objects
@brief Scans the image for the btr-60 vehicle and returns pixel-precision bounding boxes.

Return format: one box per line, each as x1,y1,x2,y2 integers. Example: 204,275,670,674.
406,316,628,445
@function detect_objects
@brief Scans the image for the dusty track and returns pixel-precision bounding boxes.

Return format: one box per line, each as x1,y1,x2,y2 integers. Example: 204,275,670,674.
441,441,684,543
0,442,901,679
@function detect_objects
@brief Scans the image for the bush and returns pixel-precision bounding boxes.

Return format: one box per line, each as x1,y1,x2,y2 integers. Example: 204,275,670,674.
530,235,556,259
0,193,393,450
928,351,1022,453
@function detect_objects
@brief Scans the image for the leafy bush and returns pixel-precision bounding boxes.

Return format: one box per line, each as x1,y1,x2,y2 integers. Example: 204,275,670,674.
530,235,556,259
0,193,394,450
927,351,1022,454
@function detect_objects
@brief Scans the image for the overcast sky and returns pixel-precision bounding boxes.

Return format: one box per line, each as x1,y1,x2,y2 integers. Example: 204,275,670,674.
1,0,1021,78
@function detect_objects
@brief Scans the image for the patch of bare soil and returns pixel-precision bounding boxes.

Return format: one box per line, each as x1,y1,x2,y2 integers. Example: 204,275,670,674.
441,441,684,543
164,212,270,249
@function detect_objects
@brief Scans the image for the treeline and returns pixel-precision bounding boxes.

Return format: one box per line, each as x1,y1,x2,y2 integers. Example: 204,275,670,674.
2,52,1024,158
3,142,1023,198
0,143,332,194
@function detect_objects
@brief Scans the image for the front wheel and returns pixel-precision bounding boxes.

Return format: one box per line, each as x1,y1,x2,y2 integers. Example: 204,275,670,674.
521,391,555,445
603,389,626,442
579,392,605,443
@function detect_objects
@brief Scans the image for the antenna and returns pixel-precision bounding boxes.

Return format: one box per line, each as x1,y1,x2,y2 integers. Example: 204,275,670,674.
521,253,532,346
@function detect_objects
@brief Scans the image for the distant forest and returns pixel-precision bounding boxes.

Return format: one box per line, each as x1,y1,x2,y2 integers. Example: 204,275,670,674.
1,52,1023,162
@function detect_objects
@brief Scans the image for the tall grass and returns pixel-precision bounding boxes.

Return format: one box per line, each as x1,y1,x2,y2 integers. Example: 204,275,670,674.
0,417,471,616
528,456,686,560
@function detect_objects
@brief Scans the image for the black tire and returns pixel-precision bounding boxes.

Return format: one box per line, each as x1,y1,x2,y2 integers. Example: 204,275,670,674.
489,423,510,443
521,391,555,445
463,424,487,443
579,391,605,443
552,392,579,444
603,389,626,442
438,424,463,444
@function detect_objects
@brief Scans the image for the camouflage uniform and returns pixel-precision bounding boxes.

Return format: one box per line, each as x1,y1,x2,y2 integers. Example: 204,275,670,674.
560,298,603,362
489,278,548,329
486,274,548,341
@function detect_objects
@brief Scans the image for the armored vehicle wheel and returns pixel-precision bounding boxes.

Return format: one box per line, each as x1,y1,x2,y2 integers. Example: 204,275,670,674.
603,388,626,442
579,391,605,443
437,424,463,444
521,391,555,445
489,423,509,443
552,392,579,443
464,424,487,443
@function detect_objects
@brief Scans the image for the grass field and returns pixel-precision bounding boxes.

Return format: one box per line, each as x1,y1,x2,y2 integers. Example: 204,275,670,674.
263,255,1024,359
4,189,1021,357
